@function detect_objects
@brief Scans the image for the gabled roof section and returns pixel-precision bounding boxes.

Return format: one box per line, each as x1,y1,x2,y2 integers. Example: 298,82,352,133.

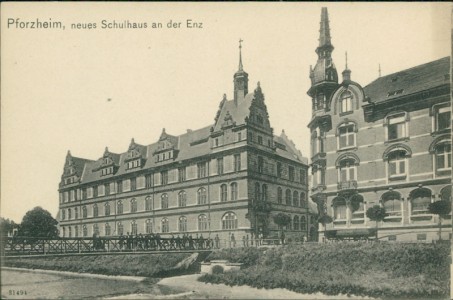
364,57,450,104
212,93,254,132
64,151,93,177
274,130,308,165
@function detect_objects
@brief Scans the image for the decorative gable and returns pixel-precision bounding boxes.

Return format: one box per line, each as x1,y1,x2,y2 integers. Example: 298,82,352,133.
248,82,273,133
62,151,80,185
153,128,179,163
125,138,146,170
97,147,119,176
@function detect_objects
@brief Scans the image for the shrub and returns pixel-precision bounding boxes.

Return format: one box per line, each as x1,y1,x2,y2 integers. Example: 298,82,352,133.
199,242,451,298
212,265,224,274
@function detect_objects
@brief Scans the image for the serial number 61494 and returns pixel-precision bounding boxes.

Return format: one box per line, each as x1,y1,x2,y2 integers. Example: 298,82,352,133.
9,290,27,296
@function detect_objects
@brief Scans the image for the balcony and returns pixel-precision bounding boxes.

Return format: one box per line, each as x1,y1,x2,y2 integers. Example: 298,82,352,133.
311,152,326,164
337,180,358,191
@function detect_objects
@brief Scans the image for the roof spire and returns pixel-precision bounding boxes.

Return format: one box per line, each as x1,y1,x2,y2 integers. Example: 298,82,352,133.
238,38,244,71
319,7,332,48
345,51,348,70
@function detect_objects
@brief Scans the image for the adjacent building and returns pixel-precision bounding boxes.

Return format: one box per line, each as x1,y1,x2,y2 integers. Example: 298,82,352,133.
58,46,315,243
309,8,451,242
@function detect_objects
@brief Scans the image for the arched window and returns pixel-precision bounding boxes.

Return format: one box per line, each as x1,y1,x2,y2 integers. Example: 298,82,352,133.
386,112,408,141
62,227,65,237
62,209,66,220
222,212,238,230
332,197,347,221
82,206,87,218
277,187,283,204
68,208,72,219
440,185,452,202
130,198,137,213
382,191,402,217
117,200,123,214
340,91,353,114
255,183,261,202
293,216,300,230
74,207,78,219
338,157,357,184
117,222,124,236
301,216,307,231
179,216,187,232
293,191,299,207
104,202,110,216
161,194,168,209
337,122,356,149
231,183,238,201
220,184,228,202
131,220,137,235
178,191,187,207
300,192,307,208
198,188,207,204
68,227,72,237
105,223,111,236
161,218,169,233
93,204,98,217
145,197,152,211
285,189,292,205
75,225,79,237
82,225,88,237
387,149,408,179
93,224,99,235
145,219,152,234
198,214,208,231
410,188,432,215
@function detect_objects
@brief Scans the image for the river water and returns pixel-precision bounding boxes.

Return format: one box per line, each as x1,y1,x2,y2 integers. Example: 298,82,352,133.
1,269,173,299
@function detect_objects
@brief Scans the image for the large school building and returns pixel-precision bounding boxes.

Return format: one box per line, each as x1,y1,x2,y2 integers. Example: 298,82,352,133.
58,46,315,243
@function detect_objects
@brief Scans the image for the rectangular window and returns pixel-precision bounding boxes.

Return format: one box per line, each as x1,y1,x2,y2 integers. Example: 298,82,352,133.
87,187,93,199
117,180,122,193
70,190,75,201
217,158,224,175
137,176,146,189
300,169,307,184
389,154,406,178
146,174,152,188
339,125,355,148
341,96,352,113
109,182,116,194
131,178,136,191
289,166,295,181
237,132,242,141
98,185,105,197
176,167,185,182
437,106,451,131
161,170,168,185
234,154,241,172
436,144,452,171
197,162,207,178
258,136,263,145
387,115,406,140
277,163,282,177
258,156,264,173
122,179,131,192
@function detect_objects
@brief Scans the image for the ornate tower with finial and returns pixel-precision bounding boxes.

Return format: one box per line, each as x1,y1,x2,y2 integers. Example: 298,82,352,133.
234,39,249,105
307,7,339,112
342,51,351,82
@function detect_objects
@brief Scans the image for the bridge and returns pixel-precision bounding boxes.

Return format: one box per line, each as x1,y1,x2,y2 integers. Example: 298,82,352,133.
1,236,216,256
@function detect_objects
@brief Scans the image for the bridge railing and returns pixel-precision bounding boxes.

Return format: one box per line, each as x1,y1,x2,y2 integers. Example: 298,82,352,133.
1,236,215,256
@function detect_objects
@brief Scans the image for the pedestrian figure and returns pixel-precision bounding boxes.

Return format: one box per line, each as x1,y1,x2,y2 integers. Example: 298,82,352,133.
231,233,236,248
246,234,249,247
214,234,220,249
242,235,246,247
280,231,285,245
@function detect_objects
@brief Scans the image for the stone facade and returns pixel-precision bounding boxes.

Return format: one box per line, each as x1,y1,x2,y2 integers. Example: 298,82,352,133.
308,8,452,242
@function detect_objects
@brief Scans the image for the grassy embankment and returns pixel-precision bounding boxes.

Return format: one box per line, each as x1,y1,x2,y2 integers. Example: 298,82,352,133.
199,242,451,299
3,253,196,277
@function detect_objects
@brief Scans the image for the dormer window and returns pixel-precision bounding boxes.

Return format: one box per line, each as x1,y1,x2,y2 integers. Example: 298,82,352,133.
387,89,404,97
127,159,141,170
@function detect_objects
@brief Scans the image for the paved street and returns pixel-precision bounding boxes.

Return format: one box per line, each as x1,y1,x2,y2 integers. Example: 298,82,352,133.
1,269,162,299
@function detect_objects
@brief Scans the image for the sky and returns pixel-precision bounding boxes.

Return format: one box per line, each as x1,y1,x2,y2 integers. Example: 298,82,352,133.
1,2,451,223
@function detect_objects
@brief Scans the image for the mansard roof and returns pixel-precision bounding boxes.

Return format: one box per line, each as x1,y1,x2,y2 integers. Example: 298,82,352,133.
364,57,450,104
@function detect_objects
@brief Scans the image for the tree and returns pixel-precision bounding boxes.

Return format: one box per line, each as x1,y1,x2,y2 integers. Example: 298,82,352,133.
366,205,387,240
428,200,451,241
18,207,58,238
273,213,291,234
317,214,333,232
0,217,19,238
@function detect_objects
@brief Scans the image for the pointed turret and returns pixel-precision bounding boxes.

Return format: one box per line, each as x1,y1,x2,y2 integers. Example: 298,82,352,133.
233,39,249,105
342,51,351,81
317,7,334,56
